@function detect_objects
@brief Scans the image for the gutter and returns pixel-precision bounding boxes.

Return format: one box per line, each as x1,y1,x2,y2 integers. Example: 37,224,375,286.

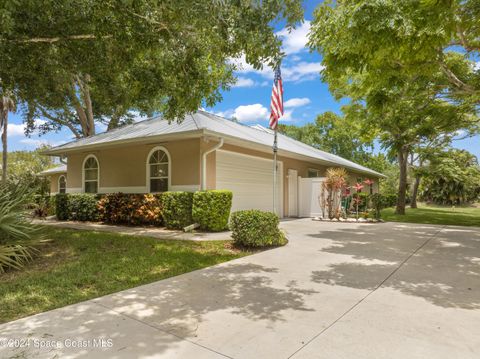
201,137,224,190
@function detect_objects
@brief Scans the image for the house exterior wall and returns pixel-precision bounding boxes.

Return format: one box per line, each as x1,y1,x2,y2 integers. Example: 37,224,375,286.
207,144,380,215
48,173,65,194
60,137,380,216
65,138,201,193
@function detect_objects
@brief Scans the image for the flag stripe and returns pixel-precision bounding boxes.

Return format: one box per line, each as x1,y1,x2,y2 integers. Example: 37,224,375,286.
269,67,283,130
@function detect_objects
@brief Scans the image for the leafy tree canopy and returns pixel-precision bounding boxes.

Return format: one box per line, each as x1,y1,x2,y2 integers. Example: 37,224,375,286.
0,0,303,137
278,110,391,173
421,149,480,204
309,0,480,105
309,0,480,213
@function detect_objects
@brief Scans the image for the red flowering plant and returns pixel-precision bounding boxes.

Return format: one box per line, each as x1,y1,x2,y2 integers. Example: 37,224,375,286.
353,182,364,192
353,182,364,220
364,178,374,195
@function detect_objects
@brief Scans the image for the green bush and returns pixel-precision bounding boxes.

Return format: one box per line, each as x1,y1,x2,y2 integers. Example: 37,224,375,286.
162,192,193,229
369,193,387,219
68,194,99,221
55,193,69,220
192,190,232,231
46,195,56,216
98,193,163,226
229,210,286,247
384,194,398,207
0,185,40,273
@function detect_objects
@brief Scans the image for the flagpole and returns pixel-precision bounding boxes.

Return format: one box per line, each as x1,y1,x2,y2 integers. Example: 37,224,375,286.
269,64,282,217
273,128,278,215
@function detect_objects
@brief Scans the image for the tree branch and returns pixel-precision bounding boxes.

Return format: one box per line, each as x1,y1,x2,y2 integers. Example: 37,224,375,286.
5,34,112,44
77,74,95,136
38,106,82,139
69,79,89,136
438,57,476,94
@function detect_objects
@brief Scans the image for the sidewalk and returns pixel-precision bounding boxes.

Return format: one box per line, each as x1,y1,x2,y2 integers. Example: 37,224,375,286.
33,219,232,241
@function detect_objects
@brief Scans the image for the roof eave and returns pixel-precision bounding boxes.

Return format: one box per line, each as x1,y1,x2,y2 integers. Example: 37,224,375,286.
42,129,206,156
202,129,386,178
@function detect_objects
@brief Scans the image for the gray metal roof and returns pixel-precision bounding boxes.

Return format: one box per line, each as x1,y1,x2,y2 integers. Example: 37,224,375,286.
45,111,384,177
38,164,67,176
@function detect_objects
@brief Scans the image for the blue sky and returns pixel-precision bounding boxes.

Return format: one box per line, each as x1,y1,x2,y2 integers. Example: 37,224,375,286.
6,1,480,159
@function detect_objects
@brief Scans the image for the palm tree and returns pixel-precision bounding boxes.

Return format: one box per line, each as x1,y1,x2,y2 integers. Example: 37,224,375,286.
0,95,16,184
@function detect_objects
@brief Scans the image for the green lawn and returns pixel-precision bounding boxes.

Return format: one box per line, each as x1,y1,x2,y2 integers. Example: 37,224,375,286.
381,204,480,227
0,228,251,324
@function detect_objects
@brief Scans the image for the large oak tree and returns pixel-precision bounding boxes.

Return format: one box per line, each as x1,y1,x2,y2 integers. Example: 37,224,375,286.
0,0,303,138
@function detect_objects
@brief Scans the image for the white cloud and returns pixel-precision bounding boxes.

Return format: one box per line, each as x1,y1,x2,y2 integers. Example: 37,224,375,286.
20,138,65,148
280,110,295,122
232,104,269,122
230,56,273,78
232,77,256,88
215,103,298,123
284,97,311,108
8,119,46,137
473,61,480,71
282,62,325,82
8,123,26,136
229,55,323,83
276,21,311,55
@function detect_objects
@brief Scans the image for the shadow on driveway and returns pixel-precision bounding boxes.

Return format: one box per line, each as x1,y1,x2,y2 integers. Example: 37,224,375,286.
309,224,480,309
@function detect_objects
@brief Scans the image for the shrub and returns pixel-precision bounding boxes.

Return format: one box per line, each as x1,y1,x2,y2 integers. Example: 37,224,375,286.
229,210,286,247
55,193,69,220
0,185,40,273
370,193,387,219
68,194,99,221
192,190,232,231
384,194,398,207
47,195,56,216
98,193,163,226
162,191,193,229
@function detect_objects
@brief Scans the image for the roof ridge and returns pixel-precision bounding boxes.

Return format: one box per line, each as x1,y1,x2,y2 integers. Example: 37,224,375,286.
197,109,273,134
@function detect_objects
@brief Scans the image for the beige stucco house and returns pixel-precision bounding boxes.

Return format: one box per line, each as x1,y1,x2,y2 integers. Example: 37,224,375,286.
40,110,384,217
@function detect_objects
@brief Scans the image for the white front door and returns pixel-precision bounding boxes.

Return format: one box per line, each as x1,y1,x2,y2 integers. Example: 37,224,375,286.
288,169,298,217
216,150,283,217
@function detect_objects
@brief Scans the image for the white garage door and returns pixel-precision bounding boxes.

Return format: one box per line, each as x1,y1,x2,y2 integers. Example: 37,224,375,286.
216,150,283,217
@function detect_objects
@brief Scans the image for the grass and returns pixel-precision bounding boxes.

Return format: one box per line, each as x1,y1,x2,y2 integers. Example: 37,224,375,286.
0,228,251,324
381,203,480,227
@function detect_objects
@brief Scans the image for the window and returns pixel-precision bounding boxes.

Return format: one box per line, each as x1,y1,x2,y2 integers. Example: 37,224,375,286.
307,169,320,178
58,175,67,194
148,147,170,192
83,155,99,193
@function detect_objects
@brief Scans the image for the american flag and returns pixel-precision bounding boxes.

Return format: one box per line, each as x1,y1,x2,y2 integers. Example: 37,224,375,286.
269,66,283,130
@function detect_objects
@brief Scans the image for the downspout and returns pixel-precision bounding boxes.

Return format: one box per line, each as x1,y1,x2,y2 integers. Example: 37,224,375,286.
201,138,224,190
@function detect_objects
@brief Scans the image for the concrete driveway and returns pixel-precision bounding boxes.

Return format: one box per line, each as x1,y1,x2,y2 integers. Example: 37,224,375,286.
1,219,479,358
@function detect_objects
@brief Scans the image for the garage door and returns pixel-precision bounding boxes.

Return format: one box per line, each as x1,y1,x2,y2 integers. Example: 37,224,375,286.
216,150,283,216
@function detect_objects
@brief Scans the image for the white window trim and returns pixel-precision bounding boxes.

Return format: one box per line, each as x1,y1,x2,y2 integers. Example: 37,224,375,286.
82,154,100,193
146,146,171,193
58,175,67,194
307,168,321,178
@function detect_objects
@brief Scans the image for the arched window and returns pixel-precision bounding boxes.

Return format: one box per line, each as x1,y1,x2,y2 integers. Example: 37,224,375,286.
83,155,99,193
58,175,67,194
147,147,170,192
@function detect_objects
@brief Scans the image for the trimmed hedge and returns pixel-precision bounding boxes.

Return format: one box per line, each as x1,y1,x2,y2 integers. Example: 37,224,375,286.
47,195,56,216
162,191,193,229
192,190,232,231
68,194,99,221
98,193,163,226
55,193,69,220
230,210,286,247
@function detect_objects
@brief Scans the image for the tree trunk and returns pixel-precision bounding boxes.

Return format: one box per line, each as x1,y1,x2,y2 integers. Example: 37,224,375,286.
395,147,408,215
410,175,421,208
2,111,8,184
